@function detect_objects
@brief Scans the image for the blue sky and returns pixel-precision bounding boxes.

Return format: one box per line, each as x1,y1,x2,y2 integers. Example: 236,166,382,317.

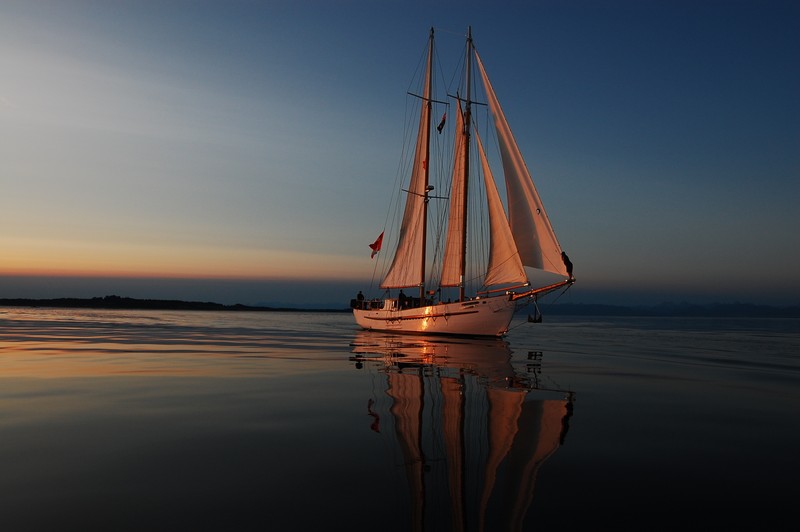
1,0,798,307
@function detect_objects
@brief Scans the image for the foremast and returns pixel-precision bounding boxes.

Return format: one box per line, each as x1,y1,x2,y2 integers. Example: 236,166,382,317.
458,27,474,303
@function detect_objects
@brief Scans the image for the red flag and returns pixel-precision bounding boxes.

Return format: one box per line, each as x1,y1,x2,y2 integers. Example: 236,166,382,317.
437,112,446,133
369,231,384,258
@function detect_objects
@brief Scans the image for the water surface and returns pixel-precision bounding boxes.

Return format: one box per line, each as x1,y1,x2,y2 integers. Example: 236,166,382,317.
1,309,797,531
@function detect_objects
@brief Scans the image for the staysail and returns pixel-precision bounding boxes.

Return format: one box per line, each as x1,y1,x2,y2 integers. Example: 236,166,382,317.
477,125,528,286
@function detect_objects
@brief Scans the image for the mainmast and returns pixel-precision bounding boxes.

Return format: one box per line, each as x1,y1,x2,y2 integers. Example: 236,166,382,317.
419,27,434,301
459,27,473,302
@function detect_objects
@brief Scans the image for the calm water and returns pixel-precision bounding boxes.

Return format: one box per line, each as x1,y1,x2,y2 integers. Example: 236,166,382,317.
1,308,798,531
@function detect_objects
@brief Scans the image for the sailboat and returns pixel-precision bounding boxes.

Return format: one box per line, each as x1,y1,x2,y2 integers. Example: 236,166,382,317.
350,332,575,531
353,27,574,337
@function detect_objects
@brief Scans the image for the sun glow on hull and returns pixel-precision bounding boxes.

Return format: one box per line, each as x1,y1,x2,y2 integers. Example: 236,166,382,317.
353,296,517,337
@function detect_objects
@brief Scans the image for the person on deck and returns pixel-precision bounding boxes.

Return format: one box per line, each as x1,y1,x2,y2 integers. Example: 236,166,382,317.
561,251,574,280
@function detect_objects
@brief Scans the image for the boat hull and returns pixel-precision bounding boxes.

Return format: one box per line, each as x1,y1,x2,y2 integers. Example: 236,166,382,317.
353,296,516,337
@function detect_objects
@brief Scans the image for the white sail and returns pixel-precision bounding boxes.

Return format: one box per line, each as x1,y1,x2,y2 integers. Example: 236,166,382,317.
475,51,567,276
476,126,528,287
440,103,467,287
381,42,432,289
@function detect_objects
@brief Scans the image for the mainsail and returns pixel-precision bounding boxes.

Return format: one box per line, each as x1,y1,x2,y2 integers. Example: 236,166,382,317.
440,104,467,287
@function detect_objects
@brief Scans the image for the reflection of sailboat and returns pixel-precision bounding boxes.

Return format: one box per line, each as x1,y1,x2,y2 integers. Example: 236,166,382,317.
350,332,575,531
352,27,575,337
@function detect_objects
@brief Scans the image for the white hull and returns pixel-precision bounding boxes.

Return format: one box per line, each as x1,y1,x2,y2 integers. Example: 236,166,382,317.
353,295,517,337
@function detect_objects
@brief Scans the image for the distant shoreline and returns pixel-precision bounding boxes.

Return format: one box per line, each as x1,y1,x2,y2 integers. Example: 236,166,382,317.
1,295,798,318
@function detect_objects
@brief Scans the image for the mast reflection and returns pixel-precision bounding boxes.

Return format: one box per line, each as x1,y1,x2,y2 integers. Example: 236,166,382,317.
350,332,575,532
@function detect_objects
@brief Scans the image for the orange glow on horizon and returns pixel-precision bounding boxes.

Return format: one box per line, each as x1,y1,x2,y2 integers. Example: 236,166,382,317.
0,237,370,281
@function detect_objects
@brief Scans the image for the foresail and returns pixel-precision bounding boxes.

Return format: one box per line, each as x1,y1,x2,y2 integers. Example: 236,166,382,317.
381,41,432,290
475,51,567,277
476,127,528,286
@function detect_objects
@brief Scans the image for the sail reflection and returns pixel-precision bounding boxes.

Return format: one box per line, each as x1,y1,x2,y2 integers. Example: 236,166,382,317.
350,332,575,531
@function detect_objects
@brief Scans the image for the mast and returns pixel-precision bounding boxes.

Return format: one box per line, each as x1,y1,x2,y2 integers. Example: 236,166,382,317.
419,27,434,301
459,27,473,302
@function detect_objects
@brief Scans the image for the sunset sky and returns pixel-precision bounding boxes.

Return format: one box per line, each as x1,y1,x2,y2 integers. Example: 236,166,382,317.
1,0,798,307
